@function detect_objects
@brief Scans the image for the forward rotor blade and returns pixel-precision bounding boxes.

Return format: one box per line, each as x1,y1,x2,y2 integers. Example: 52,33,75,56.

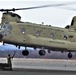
0,2,76,12
15,3,76,11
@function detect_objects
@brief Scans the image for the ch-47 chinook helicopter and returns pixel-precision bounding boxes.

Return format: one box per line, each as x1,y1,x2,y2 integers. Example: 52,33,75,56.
0,4,76,58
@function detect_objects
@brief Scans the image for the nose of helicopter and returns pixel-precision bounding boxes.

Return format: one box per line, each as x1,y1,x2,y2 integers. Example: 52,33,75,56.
0,28,4,40
0,34,3,39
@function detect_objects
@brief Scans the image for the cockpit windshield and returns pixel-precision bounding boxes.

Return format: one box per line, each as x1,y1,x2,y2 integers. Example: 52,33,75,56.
0,23,12,35
2,24,7,29
1,23,12,30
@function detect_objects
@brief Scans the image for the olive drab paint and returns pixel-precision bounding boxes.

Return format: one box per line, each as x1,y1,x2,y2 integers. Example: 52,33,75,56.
0,7,76,58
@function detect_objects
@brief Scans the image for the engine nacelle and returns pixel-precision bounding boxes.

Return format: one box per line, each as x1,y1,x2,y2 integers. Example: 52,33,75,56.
22,50,29,56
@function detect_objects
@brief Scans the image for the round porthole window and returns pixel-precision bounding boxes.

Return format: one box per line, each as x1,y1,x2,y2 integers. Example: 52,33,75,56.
64,35,68,40
21,28,26,34
36,31,41,36
50,33,54,38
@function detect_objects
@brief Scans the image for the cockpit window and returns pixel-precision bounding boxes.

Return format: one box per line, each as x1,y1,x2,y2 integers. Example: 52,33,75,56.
1,23,12,31
8,25,12,30
2,25,6,28
0,23,12,34
1,24,8,29
5,31,11,36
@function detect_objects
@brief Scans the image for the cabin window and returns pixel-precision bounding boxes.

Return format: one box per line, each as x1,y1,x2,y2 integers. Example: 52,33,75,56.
36,31,41,36
50,33,54,38
21,28,26,34
64,35,68,40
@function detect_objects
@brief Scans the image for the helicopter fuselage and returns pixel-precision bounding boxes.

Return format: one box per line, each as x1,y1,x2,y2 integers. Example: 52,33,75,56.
1,21,76,52
0,12,76,58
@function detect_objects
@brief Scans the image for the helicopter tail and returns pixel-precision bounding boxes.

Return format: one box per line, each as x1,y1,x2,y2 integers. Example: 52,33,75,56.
65,16,76,29
70,16,76,28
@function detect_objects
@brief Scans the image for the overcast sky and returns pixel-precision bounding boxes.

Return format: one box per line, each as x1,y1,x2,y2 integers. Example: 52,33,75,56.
0,0,76,28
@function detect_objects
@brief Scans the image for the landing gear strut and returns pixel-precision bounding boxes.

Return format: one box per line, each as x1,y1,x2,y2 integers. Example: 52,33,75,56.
68,52,72,58
48,50,51,53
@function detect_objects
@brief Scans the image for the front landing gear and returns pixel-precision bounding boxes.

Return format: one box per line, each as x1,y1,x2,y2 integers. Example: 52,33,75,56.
22,50,29,56
68,52,72,58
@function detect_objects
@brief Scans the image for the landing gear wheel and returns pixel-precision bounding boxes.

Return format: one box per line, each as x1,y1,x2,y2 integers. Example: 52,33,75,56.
22,50,29,56
68,52,72,58
39,50,46,56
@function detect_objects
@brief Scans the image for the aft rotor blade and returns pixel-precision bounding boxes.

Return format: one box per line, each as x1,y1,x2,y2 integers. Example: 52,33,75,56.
61,7,76,11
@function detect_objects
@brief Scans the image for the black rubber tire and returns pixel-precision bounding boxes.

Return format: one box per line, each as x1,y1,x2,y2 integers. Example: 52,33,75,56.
22,50,29,56
39,50,46,56
68,52,72,58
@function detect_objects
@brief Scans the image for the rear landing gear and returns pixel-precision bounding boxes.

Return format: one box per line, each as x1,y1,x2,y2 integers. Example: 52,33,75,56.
39,50,46,56
68,52,72,58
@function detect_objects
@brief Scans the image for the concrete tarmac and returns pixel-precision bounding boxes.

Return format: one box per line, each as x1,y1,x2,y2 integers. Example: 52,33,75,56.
0,69,76,75
0,58,76,75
